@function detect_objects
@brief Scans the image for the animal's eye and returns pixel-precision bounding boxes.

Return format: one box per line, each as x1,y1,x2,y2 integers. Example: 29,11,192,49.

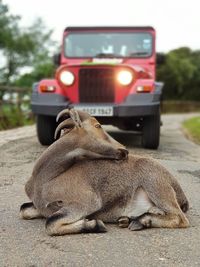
95,124,102,129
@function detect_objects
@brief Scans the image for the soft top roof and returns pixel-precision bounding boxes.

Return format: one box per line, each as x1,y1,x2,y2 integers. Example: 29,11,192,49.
64,26,155,32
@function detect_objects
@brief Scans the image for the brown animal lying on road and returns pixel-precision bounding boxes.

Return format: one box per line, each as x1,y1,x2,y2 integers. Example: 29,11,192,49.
20,109,189,235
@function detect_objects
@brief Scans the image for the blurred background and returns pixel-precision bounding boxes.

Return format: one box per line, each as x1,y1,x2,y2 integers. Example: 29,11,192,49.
0,0,200,131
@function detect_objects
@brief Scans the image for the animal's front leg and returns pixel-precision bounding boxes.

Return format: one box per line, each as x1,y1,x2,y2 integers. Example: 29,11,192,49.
45,190,106,235
45,205,107,236
46,214,107,236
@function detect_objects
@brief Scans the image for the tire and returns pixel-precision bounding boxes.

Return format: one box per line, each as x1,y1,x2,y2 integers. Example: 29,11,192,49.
36,115,56,146
142,112,160,149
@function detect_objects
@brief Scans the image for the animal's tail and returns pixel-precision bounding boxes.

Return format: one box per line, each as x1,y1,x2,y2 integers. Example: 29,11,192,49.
170,179,189,213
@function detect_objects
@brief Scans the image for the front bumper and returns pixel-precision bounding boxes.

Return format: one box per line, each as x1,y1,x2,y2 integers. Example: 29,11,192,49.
31,91,161,118
31,93,70,116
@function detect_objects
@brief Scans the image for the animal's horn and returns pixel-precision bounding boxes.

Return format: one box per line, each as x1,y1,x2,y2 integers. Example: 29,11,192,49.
69,109,83,128
56,108,91,123
75,110,91,121
54,118,74,139
56,109,70,122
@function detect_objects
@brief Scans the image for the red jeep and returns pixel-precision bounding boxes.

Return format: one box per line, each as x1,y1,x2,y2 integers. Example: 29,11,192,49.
31,26,163,149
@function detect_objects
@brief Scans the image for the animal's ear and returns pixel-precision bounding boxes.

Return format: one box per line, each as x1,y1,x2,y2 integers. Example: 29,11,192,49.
60,127,73,138
54,118,75,140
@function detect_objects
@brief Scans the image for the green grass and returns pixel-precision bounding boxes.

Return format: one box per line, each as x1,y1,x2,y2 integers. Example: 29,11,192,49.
0,104,34,130
183,116,200,144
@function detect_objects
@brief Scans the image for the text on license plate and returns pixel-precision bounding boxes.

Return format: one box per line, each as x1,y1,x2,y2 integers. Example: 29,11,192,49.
74,106,113,117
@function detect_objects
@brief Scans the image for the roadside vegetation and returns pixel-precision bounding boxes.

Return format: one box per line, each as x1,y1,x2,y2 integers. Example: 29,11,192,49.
0,0,56,130
0,105,34,130
157,48,200,102
183,117,200,144
0,0,200,130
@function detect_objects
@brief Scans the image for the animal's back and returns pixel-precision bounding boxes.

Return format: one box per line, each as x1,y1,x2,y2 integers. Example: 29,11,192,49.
28,154,189,217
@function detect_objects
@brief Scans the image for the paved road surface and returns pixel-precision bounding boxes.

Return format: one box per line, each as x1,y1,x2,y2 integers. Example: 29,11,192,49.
0,114,200,267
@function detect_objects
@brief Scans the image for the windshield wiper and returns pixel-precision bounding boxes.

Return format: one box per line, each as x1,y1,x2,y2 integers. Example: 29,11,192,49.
129,52,149,56
94,53,122,58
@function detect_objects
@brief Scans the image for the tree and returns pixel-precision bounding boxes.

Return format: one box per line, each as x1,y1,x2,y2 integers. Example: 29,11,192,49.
0,0,56,85
157,47,200,100
14,62,55,88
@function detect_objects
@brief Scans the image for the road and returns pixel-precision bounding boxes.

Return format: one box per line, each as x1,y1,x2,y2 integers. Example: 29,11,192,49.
0,114,200,267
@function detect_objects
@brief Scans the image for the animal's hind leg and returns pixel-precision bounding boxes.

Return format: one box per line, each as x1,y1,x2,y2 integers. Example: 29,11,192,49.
20,202,42,220
148,206,165,215
129,185,189,230
129,211,189,230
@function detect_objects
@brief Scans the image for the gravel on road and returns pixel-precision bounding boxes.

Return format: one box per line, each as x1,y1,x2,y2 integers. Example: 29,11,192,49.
0,114,200,267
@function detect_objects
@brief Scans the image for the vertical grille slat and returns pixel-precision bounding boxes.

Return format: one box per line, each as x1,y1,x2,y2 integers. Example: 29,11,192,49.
79,68,115,103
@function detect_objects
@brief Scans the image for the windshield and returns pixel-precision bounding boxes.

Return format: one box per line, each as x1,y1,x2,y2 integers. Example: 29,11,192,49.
64,32,153,58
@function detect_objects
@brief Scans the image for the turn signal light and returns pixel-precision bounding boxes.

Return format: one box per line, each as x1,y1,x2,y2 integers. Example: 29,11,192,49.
40,85,56,93
136,85,153,93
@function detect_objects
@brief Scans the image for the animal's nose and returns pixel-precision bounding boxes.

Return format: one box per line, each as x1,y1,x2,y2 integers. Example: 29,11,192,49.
117,148,129,160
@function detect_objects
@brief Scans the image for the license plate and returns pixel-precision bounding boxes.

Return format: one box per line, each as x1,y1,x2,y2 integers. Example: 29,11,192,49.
74,106,113,116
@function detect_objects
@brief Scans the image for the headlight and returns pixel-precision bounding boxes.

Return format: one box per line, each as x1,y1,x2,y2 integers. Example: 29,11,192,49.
117,70,133,86
60,70,75,86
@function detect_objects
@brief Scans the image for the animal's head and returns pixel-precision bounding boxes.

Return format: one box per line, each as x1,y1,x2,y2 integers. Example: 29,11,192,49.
54,108,128,160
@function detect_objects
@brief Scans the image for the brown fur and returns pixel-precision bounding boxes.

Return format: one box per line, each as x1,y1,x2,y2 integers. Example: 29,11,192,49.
20,110,189,235
21,155,189,235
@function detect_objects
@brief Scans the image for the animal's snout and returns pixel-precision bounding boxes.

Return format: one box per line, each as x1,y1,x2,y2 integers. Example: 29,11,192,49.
117,148,129,160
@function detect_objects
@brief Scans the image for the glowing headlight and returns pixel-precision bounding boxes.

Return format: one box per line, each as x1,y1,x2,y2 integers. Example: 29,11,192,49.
60,71,75,86
117,70,133,86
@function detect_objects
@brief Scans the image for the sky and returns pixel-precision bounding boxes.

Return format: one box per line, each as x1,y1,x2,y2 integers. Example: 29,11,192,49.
4,0,200,52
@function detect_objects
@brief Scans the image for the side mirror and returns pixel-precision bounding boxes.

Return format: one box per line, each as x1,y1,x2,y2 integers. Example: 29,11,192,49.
53,53,61,66
156,53,166,65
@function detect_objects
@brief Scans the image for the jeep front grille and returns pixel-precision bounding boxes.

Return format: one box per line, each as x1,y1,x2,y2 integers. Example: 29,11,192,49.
79,68,115,103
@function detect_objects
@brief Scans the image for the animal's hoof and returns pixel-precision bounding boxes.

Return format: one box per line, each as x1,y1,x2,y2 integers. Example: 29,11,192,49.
128,220,144,231
20,202,41,220
181,201,189,213
96,220,108,233
117,148,129,160
140,215,152,228
85,219,107,233
118,216,130,228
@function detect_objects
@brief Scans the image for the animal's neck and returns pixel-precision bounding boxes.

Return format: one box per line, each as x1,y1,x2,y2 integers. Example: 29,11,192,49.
32,137,78,181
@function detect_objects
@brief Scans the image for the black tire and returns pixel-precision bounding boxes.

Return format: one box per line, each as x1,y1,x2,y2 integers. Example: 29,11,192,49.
142,112,160,149
36,115,56,146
